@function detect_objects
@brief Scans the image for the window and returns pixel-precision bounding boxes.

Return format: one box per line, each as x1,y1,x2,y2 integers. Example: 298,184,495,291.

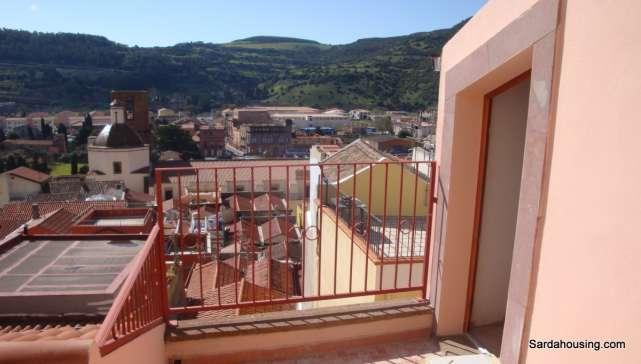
113,161,122,174
164,189,173,200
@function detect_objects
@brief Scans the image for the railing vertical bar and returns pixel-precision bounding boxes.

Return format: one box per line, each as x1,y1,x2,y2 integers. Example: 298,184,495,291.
268,166,273,303
132,274,140,330
214,168,222,306
333,164,340,295
421,162,437,299
195,169,204,306
284,166,290,299
364,163,373,292
408,162,419,288
154,168,169,320
379,163,389,291
301,164,307,298
317,164,324,296
250,167,257,304
349,163,356,293
232,167,239,305
178,172,184,264
394,165,404,289
142,256,151,323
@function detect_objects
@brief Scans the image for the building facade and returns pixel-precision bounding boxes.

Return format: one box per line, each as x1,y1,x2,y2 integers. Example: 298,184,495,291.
111,90,151,143
87,101,150,193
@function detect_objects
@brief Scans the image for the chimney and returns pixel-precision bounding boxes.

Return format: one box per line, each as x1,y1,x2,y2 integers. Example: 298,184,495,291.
31,203,40,220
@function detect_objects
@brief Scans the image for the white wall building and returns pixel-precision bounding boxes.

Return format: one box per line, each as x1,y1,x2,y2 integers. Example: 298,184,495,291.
87,101,150,193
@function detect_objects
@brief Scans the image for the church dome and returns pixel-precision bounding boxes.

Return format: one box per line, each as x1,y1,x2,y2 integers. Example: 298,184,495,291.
94,123,144,148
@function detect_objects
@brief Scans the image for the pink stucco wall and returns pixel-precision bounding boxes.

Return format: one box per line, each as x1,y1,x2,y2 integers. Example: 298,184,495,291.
524,0,641,362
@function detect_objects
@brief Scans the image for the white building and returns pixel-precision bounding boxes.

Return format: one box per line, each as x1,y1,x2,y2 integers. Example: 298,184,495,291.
87,100,150,193
0,167,50,205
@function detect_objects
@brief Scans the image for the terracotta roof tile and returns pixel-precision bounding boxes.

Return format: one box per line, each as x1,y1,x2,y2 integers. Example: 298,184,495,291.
245,258,301,296
185,261,242,302
0,323,100,342
225,195,252,211
252,194,287,212
0,201,126,239
258,217,300,243
320,139,399,182
270,240,302,261
31,208,81,234
5,166,49,184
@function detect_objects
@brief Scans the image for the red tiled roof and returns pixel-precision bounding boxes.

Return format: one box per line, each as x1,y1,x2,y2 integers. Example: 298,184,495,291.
0,219,25,240
320,139,399,182
31,208,81,234
0,323,100,342
245,258,300,296
6,166,49,184
195,279,294,319
185,261,241,301
238,280,294,315
270,240,302,261
164,159,308,186
252,193,287,212
258,217,299,243
228,220,258,243
225,195,252,211
195,283,241,319
0,201,126,239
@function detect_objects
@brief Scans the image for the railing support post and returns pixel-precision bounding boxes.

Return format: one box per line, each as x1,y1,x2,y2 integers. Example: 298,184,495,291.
421,161,437,300
155,169,170,322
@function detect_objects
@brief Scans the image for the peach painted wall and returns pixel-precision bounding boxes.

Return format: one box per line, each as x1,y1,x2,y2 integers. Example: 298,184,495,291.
433,0,548,337
89,324,166,364
524,0,641,362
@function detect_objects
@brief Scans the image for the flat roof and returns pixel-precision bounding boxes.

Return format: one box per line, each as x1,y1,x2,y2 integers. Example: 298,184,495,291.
0,238,145,316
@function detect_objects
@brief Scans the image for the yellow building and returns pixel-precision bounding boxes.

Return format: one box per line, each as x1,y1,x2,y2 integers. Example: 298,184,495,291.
305,140,433,307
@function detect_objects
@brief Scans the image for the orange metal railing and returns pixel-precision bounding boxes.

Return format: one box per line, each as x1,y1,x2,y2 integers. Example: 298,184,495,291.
95,225,167,356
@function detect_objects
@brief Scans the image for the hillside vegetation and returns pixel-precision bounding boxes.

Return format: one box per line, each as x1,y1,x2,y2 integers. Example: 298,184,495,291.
0,21,465,113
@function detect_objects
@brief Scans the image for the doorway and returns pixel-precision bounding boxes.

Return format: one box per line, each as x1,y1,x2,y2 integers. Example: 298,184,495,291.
466,72,531,355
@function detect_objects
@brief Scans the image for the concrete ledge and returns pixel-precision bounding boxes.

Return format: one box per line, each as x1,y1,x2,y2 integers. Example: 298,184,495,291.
166,299,433,362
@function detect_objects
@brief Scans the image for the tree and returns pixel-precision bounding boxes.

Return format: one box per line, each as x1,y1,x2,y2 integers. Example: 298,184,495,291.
79,165,89,174
70,153,78,175
154,124,201,159
83,113,93,129
7,132,18,140
374,116,393,134
397,130,411,138
73,126,91,149
57,123,68,149
0,128,5,142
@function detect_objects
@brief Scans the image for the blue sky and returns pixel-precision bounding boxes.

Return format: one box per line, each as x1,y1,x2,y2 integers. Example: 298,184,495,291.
0,0,486,47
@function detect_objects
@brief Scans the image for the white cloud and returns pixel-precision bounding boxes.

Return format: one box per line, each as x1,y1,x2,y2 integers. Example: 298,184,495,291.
29,4,39,12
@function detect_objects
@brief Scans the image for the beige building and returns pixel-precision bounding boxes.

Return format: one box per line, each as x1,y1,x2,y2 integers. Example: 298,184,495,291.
0,167,49,205
87,101,150,193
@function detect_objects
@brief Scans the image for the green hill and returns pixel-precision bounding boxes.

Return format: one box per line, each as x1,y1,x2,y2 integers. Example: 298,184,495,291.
0,21,465,113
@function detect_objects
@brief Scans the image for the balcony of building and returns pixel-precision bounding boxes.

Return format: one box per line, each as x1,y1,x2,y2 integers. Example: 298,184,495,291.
73,160,500,364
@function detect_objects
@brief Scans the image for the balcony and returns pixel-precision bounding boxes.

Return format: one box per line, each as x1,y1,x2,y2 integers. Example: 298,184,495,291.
89,160,496,363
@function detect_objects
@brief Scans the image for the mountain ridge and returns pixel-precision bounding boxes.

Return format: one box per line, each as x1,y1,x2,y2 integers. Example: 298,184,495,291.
0,20,466,113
